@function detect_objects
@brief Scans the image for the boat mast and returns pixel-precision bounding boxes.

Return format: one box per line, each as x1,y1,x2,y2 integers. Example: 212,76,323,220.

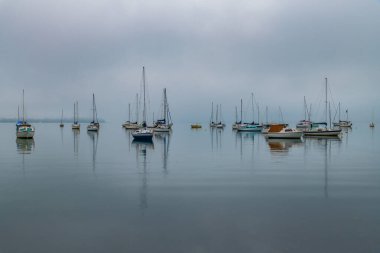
61,109,63,124
142,66,146,125
251,92,254,123
266,106,268,124
338,102,341,121
136,93,139,123
216,104,219,123
76,101,79,123
325,77,328,124
304,96,307,120
235,106,238,123
92,93,95,123
18,105,20,121
163,88,167,123
128,103,131,122
211,102,214,123
240,99,243,123
22,89,25,123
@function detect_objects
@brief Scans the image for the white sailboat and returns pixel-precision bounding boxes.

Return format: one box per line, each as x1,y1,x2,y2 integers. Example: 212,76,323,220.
87,93,99,132
154,88,173,132
296,96,312,130
72,101,80,129
304,78,342,137
215,104,225,128
16,90,35,139
237,94,262,132
132,67,153,141
209,102,217,127
333,102,352,127
123,94,140,129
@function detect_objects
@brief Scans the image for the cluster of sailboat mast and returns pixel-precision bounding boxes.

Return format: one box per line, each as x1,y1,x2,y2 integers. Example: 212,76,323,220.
15,75,374,140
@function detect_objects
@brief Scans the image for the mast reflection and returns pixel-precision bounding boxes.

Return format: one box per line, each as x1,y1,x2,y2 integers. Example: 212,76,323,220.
87,131,98,173
132,139,154,213
73,129,80,157
155,132,170,175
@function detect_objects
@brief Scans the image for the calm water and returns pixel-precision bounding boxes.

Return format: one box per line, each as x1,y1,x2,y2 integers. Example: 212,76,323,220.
0,123,379,253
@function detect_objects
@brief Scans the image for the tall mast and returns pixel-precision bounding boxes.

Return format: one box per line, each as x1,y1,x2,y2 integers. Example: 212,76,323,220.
142,66,146,124
92,93,95,122
61,109,63,124
251,92,254,123
338,102,341,121
76,101,79,123
240,99,243,123
235,106,238,123
18,105,20,121
257,105,260,123
211,102,214,123
22,89,25,122
216,104,219,123
304,96,307,120
128,103,131,122
163,88,167,122
266,106,268,124
325,77,328,124
73,103,75,123
136,94,138,123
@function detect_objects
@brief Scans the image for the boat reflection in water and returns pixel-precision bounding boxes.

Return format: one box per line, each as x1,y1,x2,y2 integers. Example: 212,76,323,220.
132,139,154,213
154,132,170,175
87,131,98,172
72,129,80,157
267,138,303,154
16,138,35,154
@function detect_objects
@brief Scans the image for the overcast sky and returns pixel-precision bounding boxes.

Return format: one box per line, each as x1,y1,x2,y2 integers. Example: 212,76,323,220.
0,0,379,123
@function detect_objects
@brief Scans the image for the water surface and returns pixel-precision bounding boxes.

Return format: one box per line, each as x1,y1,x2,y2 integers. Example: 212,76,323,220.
0,123,379,253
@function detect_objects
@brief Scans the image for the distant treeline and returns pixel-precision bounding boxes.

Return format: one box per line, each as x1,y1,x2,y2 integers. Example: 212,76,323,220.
0,118,106,123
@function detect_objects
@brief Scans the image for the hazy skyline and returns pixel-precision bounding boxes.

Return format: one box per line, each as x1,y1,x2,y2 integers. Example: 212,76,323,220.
0,0,379,123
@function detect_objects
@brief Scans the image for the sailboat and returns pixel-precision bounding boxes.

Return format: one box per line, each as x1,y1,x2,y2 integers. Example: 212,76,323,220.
232,106,240,130
16,90,35,139
87,93,99,131
59,109,64,127
237,94,262,132
304,78,342,137
370,108,375,128
296,96,312,130
333,102,352,127
215,104,225,128
72,101,80,129
123,94,140,129
132,67,153,141
209,102,217,127
154,88,173,132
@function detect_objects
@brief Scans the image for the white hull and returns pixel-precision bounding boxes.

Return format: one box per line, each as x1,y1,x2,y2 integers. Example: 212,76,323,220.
304,129,341,137
154,127,171,132
87,124,99,131
132,128,153,140
72,124,80,129
267,131,303,139
16,131,35,139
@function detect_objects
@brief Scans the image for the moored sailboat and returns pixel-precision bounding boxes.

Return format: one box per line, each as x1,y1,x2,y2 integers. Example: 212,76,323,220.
59,109,64,127
304,78,341,137
72,101,80,129
153,88,173,132
266,124,303,139
132,67,153,141
87,93,99,132
16,90,35,139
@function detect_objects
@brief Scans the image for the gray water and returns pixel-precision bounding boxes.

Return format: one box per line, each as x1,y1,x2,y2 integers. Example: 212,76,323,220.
0,123,379,253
